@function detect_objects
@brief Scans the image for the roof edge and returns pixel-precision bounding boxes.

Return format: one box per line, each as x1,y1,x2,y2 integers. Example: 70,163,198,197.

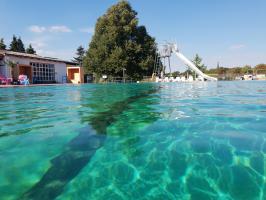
0,50,78,65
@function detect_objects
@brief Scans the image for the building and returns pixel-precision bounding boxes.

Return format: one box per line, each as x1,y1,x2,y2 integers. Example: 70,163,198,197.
67,65,84,84
0,50,79,84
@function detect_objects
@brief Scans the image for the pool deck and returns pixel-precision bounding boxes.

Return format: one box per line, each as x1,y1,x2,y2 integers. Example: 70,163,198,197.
0,83,78,88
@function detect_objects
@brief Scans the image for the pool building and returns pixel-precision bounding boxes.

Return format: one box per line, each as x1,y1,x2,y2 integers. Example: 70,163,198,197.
0,50,84,84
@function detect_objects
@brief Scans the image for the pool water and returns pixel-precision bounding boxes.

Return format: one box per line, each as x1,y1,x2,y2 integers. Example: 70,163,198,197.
0,81,266,200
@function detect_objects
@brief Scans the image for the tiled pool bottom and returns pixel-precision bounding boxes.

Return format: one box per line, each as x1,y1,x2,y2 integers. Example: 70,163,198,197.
0,81,265,200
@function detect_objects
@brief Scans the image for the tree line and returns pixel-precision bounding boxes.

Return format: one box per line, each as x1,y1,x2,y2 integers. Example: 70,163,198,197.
169,54,266,80
0,35,36,54
205,64,266,80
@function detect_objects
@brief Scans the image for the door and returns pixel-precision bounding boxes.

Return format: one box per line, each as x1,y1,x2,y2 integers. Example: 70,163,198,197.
19,65,32,83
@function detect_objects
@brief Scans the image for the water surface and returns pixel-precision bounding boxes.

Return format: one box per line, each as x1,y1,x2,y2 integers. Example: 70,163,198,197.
0,81,266,200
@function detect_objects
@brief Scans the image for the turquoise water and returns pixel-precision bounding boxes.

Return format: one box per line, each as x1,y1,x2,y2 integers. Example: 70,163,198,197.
0,81,266,200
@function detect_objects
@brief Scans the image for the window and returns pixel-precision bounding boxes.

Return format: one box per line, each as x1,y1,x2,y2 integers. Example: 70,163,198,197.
32,62,55,82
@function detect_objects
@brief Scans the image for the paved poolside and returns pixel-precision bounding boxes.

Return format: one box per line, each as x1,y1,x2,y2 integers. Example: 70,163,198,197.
0,83,78,88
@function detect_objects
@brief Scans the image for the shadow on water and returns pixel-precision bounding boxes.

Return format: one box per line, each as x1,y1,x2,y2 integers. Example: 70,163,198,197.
21,84,159,200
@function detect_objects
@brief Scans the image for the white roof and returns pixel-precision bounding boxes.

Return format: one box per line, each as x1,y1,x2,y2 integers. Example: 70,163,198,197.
0,50,77,65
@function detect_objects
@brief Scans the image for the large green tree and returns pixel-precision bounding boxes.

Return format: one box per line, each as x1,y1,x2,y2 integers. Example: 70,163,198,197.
26,44,36,54
83,0,157,80
0,38,6,50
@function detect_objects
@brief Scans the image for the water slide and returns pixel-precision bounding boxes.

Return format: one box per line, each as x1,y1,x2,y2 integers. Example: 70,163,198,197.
170,44,217,81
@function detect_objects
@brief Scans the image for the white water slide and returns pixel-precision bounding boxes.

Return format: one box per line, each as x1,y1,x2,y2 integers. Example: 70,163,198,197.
165,43,217,81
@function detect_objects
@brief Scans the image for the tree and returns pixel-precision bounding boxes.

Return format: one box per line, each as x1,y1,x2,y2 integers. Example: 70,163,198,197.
217,67,228,75
241,65,252,74
26,44,36,54
9,35,25,52
73,45,85,65
17,37,25,53
0,38,6,50
171,71,180,77
255,64,266,70
255,63,266,74
9,35,18,51
182,68,193,76
192,54,207,72
83,0,157,80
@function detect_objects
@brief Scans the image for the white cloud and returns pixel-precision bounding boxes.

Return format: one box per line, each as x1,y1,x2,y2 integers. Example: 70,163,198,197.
29,25,46,33
229,44,246,50
26,37,50,54
28,25,72,33
30,40,46,49
79,27,94,34
49,25,72,33
28,38,46,49
24,34,77,60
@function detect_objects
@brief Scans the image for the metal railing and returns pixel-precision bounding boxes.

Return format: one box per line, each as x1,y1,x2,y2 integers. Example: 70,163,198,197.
107,77,134,83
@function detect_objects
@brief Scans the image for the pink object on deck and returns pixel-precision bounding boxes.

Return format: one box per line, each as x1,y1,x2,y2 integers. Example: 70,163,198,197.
18,75,28,80
0,74,12,85
18,74,29,85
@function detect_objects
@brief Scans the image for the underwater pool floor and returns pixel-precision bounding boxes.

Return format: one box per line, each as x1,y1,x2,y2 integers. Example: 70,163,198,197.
0,81,266,200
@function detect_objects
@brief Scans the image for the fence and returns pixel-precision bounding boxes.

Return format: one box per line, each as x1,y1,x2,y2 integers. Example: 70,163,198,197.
107,77,134,83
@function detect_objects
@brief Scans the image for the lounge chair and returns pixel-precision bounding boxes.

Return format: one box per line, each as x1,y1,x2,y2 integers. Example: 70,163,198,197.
164,77,169,82
174,77,181,82
169,77,174,82
0,74,12,85
18,75,29,85
188,75,194,82
155,77,161,82
181,76,186,82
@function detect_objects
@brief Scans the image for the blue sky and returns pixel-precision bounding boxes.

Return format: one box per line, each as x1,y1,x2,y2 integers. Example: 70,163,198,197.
1,0,266,70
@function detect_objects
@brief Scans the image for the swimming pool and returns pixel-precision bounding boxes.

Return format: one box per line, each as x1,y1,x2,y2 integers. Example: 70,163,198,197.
0,81,265,200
